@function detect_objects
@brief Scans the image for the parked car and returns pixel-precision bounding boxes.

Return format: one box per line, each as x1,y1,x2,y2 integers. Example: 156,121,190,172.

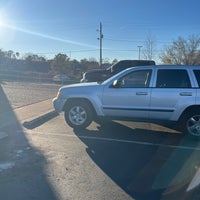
53,65,200,138
80,59,155,83
53,74,70,84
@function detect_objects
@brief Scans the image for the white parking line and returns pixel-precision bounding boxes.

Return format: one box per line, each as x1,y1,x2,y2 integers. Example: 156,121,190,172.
0,162,15,172
22,130,200,151
78,135,200,151
0,132,8,140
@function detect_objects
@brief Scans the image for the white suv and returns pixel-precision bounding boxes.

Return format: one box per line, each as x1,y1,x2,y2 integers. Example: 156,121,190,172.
53,65,200,138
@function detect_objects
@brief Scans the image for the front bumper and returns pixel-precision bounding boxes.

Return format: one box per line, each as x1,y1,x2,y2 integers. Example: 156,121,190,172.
52,97,66,113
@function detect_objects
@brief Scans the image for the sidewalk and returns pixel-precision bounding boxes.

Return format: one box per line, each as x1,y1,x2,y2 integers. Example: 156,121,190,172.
0,99,54,131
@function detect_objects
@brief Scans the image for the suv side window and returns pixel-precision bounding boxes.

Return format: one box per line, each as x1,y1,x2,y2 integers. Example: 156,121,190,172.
156,69,191,88
119,70,152,88
193,70,200,87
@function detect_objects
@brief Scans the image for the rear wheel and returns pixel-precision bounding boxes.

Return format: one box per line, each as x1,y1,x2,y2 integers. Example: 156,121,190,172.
64,101,93,129
181,110,200,138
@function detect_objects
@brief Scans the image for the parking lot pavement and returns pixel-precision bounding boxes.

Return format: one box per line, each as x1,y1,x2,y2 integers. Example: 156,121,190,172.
0,99,54,133
20,112,200,200
0,97,60,200
14,99,54,122
0,81,57,133
1,81,60,109
2,93,200,199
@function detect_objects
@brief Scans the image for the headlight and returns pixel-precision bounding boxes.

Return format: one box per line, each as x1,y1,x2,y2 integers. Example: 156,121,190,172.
56,92,62,99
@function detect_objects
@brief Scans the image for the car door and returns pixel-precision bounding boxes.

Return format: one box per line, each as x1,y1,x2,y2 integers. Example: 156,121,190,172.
102,69,152,119
149,68,196,120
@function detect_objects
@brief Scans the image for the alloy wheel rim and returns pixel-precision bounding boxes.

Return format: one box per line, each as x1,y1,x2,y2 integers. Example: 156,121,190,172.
187,115,200,136
69,106,87,125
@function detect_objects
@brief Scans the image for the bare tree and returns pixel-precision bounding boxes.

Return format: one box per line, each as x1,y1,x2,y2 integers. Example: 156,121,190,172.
51,53,70,74
160,35,200,65
143,33,157,60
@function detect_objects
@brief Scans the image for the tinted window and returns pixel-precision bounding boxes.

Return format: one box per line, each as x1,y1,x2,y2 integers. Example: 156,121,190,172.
112,61,134,73
112,60,155,73
119,70,152,88
156,69,191,88
194,70,200,87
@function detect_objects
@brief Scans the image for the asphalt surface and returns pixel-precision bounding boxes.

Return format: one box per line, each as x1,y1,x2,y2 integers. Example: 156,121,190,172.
0,81,59,200
1,81,200,200
1,81,60,109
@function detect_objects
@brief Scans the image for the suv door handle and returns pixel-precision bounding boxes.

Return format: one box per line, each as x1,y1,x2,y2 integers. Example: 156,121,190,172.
136,92,148,95
179,92,192,96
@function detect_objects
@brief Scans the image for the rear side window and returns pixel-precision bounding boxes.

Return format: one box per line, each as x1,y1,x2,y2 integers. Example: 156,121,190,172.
156,69,191,88
193,70,200,87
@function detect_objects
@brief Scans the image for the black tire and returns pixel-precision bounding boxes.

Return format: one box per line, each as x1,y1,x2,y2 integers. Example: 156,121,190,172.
64,101,93,129
181,110,200,138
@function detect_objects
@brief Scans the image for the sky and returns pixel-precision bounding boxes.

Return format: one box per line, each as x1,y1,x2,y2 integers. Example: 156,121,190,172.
0,0,199,63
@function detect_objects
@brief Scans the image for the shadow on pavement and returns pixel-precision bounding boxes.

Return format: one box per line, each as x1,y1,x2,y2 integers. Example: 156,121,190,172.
0,84,58,200
74,120,200,200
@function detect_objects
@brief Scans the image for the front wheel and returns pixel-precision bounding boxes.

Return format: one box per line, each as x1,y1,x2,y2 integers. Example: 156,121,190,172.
181,111,200,138
64,101,93,129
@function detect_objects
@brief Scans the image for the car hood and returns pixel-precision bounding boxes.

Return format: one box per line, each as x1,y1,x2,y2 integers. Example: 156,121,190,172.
61,82,99,89
59,82,103,96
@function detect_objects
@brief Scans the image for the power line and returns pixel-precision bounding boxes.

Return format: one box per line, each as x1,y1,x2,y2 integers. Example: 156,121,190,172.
104,37,171,45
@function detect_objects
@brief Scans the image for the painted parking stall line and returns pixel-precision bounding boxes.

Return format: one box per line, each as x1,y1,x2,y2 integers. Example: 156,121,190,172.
78,135,200,151
22,130,200,152
0,132,8,140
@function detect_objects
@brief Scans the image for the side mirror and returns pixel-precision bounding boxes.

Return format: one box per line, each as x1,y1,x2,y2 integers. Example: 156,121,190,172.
112,79,121,88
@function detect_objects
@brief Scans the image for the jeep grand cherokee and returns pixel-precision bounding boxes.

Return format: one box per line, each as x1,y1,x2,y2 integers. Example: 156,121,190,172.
53,65,200,138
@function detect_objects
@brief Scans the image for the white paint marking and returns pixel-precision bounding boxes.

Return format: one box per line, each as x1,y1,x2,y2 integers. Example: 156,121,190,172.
78,135,200,151
0,132,8,140
21,130,200,152
0,162,15,172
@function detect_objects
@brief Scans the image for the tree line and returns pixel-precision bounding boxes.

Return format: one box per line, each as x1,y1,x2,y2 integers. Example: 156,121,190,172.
160,35,200,65
0,34,200,79
0,50,117,79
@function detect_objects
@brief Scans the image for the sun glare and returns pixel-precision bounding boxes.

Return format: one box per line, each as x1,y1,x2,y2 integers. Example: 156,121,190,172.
0,14,5,28
0,11,9,29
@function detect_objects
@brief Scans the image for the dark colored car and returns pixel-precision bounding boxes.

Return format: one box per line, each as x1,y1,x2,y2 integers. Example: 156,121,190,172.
80,60,156,83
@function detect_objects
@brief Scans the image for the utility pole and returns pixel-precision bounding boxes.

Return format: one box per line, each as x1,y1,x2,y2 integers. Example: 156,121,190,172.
98,22,103,68
137,45,142,60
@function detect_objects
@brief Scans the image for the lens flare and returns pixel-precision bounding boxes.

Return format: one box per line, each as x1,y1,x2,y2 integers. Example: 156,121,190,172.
1,23,97,48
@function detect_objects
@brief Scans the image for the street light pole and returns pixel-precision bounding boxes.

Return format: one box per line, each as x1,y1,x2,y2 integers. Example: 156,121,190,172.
99,22,103,68
137,45,142,60
98,22,103,68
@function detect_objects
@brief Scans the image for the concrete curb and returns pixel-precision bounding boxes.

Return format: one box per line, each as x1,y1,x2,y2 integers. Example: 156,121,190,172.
23,110,58,129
